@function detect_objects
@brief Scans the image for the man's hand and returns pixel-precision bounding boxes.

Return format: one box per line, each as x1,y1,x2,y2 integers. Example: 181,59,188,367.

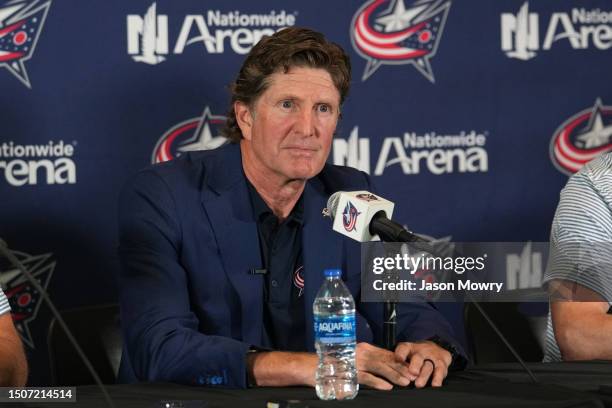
248,341,452,390
355,341,451,390
355,343,411,390
394,341,452,388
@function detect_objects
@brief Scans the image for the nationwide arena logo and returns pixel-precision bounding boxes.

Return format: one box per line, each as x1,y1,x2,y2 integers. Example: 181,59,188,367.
0,140,77,186
350,0,451,82
550,98,612,175
0,0,50,88
152,106,226,164
0,248,54,348
501,2,612,61
127,2,297,64
506,242,544,291
333,126,489,176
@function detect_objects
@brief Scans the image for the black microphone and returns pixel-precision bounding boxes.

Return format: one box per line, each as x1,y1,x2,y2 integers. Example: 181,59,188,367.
0,239,116,408
369,211,429,243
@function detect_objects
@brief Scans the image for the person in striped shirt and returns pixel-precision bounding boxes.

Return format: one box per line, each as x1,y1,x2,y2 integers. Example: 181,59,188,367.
543,152,612,361
0,289,28,385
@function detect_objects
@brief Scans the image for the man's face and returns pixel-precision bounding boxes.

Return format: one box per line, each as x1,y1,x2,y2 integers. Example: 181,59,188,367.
237,66,341,183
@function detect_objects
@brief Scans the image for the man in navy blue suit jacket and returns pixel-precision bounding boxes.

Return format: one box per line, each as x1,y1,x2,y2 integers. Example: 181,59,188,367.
118,27,465,390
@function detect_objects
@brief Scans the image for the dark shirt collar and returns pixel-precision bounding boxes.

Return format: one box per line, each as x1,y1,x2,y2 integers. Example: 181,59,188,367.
246,181,304,225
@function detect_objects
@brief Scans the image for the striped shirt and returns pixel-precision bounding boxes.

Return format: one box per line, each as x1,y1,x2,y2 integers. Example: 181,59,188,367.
543,152,612,362
0,289,10,315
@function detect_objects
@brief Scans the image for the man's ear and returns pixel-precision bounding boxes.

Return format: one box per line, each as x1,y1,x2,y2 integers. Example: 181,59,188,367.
234,101,254,141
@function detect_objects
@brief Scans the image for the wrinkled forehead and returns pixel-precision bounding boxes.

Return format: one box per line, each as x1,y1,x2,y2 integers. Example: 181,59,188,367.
261,66,341,103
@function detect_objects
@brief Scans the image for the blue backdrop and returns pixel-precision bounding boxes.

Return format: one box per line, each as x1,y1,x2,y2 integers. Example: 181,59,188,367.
1,0,610,384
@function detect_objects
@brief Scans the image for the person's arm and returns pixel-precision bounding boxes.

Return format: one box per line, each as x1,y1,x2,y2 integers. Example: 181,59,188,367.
549,280,612,360
0,313,27,386
119,170,250,387
246,344,427,390
544,167,612,361
247,351,316,387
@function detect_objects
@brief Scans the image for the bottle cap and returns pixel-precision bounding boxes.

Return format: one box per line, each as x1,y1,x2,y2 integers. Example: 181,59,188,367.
324,268,341,278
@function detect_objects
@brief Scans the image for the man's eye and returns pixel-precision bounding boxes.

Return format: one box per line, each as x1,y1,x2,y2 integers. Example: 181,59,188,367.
318,104,331,113
281,100,293,109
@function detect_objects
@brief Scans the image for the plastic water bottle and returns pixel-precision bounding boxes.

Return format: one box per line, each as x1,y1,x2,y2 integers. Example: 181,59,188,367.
313,268,358,400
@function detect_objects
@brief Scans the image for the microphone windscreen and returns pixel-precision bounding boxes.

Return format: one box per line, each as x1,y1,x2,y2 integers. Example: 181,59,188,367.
326,192,343,221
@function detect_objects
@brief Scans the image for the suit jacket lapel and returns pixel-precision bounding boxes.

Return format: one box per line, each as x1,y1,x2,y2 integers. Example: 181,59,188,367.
199,144,344,350
302,178,343,351
200,144,264,347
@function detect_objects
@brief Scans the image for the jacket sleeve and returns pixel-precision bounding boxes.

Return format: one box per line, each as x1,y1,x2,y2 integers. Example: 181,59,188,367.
118,169,250,388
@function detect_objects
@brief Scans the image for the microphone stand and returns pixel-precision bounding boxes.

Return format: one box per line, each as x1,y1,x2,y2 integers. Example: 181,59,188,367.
382,251,398,350
380,237,434,350
375,228,414,350
383,301,396,351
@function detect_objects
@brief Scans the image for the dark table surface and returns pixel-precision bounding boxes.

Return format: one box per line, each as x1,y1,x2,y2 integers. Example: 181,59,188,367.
18,362,612,408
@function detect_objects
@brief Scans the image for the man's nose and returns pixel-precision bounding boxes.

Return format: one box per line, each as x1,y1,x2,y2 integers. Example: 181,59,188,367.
295,108,315,137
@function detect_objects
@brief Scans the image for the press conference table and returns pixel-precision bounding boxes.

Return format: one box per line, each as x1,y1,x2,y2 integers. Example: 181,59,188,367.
22,362,612,408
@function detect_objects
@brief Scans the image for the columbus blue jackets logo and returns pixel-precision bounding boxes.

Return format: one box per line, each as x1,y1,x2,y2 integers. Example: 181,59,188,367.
0,249,54,348
550,98,612,175
342,201,361,232
350,0,451,82
293,265,304,297
152,106,227,164
356,193,379,202
0,0,51,88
